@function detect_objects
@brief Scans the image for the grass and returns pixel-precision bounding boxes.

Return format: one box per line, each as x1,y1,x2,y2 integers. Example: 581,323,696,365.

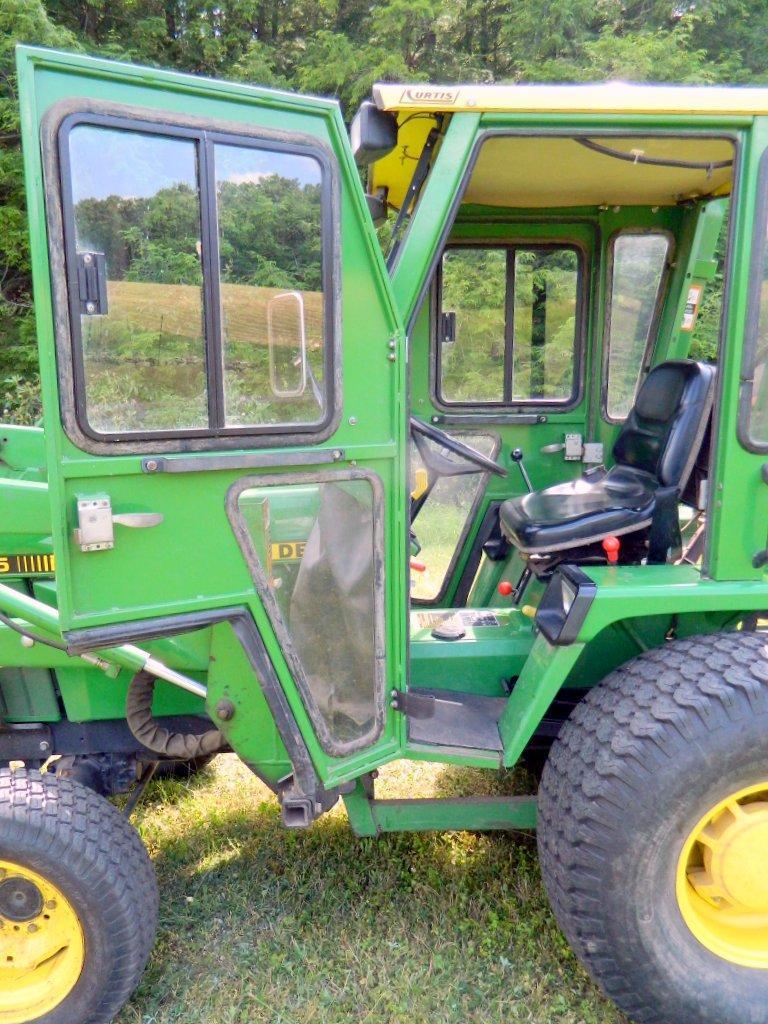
106,280,324,347
117,756,629,1024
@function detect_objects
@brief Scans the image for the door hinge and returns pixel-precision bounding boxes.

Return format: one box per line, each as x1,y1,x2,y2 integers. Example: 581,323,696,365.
73,497,163,552
390,689,436,719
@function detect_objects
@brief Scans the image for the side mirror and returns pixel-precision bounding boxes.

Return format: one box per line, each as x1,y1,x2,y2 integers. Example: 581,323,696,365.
350,101,398,165
267,291,307,399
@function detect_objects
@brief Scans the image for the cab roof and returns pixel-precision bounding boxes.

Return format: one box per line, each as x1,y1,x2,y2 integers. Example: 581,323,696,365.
369,82,751,212
372,81,768,116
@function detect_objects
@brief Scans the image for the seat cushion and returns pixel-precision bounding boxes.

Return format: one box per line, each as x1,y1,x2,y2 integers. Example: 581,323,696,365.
499,466,657,554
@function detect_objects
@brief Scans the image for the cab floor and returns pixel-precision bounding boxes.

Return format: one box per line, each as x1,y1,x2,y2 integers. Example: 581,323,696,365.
407,688,505,752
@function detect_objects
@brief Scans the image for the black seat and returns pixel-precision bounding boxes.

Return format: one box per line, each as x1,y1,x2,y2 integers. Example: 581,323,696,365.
500,360,716,557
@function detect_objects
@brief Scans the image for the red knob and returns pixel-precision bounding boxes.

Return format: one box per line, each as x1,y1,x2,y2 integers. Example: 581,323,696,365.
602,536,620,564
410,560,426,573
498,580,514,596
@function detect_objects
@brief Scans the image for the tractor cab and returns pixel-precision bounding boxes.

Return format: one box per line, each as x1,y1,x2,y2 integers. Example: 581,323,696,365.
357,92,732,620
6,52,768,1024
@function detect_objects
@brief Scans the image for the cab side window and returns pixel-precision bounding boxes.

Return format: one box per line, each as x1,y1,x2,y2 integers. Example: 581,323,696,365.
61,116,333,443
437,245,582,407
604,231,671,421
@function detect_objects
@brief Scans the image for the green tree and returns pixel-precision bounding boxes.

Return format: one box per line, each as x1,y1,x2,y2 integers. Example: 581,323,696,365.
0,0,77,380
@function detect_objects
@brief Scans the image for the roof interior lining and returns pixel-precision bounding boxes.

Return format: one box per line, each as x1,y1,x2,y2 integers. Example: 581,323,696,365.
463,136,734,209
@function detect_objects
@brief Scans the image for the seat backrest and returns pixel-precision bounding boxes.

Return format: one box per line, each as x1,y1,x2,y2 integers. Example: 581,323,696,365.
612,360,716,489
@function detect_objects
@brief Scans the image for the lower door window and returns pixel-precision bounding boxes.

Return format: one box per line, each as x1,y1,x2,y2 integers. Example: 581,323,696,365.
229,472,385,756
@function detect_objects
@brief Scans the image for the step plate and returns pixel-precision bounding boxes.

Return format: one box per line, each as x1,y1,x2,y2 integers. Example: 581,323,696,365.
407,688,506,752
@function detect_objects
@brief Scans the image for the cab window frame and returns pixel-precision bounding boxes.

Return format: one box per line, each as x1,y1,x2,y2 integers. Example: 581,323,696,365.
431,240,587,413
601,227,675,424
738,147,768,453
48,102,341,454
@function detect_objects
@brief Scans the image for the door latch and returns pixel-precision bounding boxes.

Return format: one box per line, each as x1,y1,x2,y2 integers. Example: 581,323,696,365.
564,433,583,460
74,497,163,552
76,251,108,316
541,435,604,464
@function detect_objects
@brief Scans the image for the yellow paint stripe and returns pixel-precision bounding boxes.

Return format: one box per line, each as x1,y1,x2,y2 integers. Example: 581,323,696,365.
373,81,768,116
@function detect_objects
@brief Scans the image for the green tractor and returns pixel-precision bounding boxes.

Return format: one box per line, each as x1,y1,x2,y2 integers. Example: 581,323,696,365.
2,45,768,1023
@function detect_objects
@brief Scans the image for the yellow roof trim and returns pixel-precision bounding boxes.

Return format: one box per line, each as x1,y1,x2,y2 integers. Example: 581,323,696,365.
372,81,768,117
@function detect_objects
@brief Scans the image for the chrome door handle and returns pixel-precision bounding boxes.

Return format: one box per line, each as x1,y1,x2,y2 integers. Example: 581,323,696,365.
112,513,164,528
74,497,164,552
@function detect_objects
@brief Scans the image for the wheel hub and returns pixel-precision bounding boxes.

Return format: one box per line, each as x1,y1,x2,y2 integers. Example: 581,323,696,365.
689,801,768,912
677,783,768,969
0,876,44,923
0,859,85,1024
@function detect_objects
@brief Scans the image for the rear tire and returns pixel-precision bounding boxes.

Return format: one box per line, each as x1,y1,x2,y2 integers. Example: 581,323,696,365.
0,767,158,1024
537,632,768,1024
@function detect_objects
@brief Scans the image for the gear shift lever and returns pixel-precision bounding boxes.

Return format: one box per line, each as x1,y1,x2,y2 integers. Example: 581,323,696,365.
510,448,533,493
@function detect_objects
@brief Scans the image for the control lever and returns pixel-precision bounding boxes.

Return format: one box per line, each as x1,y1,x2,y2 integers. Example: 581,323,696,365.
510,448,533,493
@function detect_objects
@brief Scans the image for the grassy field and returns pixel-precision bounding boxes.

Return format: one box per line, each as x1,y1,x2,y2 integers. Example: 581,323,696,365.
117,755,628,1024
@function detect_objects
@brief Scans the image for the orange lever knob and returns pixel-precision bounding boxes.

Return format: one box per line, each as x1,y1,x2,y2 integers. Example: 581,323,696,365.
410,560,426,572
498,580,514,596
602,536,620,564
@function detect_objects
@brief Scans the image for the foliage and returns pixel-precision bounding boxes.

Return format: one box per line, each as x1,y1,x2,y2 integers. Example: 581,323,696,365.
0,375,42,425
0,1,77,381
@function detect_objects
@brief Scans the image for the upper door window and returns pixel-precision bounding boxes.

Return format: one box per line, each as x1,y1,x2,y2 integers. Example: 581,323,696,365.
436,245,582,407
605,231,671,421
60,114,333,443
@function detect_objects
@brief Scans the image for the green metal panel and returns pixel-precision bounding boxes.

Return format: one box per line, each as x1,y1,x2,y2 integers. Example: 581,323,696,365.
54,666,206,722
204,621,292,789
499,564,768,767
707,117,768,580
0,667,60,723
0,426,47,479
409,609,532,695
0,479,52,554
499,634,584,768
343,779,536,836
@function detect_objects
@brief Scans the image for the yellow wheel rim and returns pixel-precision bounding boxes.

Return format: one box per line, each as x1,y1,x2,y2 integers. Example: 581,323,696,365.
0,860,84,1023
677,782,768,969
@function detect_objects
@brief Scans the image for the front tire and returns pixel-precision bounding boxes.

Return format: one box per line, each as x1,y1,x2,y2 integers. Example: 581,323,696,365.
537,632,768,1024
0,768,158,1024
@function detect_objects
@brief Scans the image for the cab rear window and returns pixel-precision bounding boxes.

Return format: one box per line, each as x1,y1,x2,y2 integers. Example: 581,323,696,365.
59,113,335,444
436,244,582,407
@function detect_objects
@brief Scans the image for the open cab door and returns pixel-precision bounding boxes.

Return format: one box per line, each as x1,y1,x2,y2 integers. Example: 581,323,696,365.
17,47,408,800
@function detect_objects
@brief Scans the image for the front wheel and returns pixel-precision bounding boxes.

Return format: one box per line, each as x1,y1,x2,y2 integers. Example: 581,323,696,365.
0,768,158,1024
537,632,768,1024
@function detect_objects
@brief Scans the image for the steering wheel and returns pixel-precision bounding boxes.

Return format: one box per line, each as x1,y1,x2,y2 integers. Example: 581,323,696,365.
410,416,507,478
